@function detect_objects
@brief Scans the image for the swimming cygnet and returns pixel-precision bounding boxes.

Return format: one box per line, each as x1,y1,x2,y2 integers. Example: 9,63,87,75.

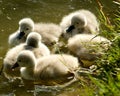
60,9,99,39
9,18,62,47
67,34,111,67
11,50,80,85
3,32,50,80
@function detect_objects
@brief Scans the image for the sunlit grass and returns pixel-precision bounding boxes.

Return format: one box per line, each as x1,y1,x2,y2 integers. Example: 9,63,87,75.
80,2,120,95
64,1,120,95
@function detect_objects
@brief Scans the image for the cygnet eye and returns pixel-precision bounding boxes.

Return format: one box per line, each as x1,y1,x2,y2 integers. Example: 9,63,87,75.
26,28,29,30
76,22,79,24
18,60,22,62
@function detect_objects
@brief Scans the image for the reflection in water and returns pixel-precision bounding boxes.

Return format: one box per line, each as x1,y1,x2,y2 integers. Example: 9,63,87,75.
0,74,80,96
0,0,119,96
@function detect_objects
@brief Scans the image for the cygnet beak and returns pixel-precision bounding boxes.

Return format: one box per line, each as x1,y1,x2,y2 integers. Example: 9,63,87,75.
11,62,19,69
66,25,75,33
17,31,25,39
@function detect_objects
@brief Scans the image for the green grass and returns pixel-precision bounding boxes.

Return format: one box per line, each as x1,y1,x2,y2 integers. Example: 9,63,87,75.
81,4,120,96
54,4,120,95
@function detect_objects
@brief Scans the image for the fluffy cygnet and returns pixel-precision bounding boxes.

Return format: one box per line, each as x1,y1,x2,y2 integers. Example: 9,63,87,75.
3,32,50,79
60,9,99,39
8,18,62,47
25,32,50,58
11,50,80,85
8,18,34,47
34,23,62,45
67,34,111,67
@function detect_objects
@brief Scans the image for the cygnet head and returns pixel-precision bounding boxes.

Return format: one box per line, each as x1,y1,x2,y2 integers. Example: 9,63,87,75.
18,18,34,39
66,13,87,33
26,32,42,47
11,50,36,69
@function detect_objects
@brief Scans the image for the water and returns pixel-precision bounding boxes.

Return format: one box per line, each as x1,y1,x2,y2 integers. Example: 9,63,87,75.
0,0,119,96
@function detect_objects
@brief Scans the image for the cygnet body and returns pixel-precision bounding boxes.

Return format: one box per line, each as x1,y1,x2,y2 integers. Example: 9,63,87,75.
67,34,111,67
4,32,50,79
9,18,62,47
60,9,99,39
12,50,80,85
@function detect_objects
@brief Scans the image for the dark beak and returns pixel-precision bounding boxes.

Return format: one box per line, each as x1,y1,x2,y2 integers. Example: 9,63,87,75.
66,25,75,33
17,32,25,39
11,62,19,69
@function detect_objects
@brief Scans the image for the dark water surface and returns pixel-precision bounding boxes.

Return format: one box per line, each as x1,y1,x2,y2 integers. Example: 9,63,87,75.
0,0,119,96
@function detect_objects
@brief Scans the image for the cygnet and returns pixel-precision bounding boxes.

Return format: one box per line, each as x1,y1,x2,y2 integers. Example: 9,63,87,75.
60,9,99,39
11,50,80,85
67,34,111,67
4,32,50,79
9,18,62,47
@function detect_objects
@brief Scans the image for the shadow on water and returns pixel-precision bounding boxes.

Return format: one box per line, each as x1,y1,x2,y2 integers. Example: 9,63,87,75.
0,74,85,96
0,0,119,96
